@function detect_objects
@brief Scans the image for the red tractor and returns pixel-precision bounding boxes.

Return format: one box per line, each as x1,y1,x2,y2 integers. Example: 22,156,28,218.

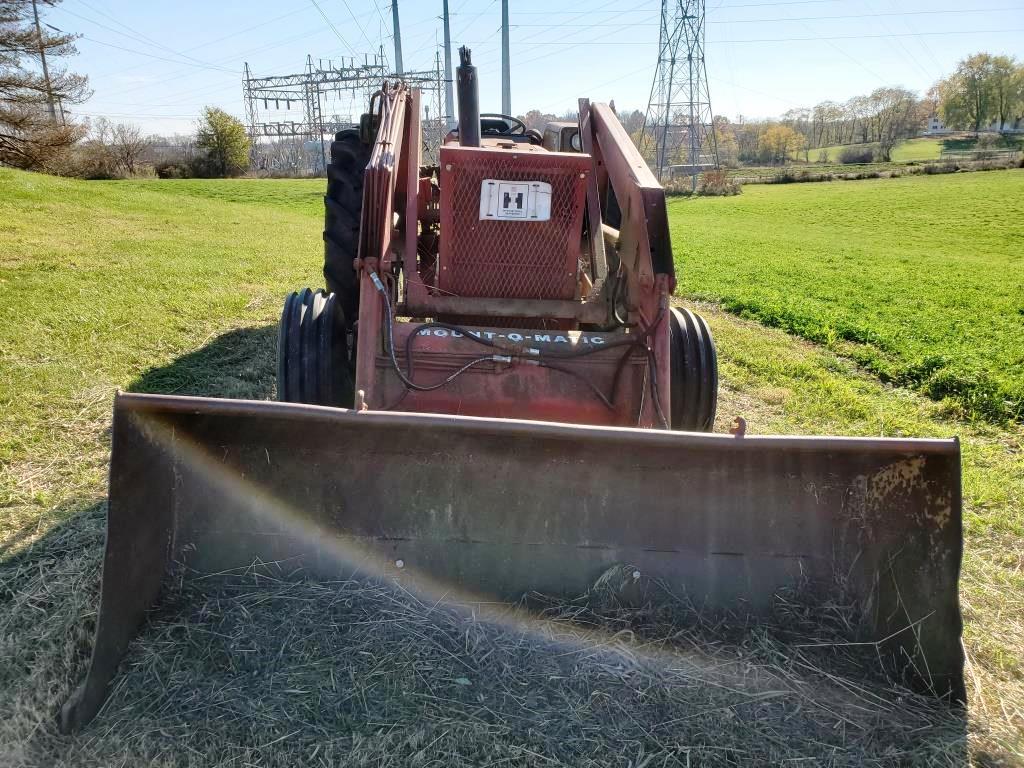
60,49,964,733
277,48,717,431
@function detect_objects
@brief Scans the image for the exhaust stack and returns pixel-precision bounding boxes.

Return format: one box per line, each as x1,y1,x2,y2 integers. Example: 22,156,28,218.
456,46,480,147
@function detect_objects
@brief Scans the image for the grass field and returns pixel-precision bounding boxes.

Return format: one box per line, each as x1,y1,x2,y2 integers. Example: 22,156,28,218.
814,135,1024,164
815,137,945,163
670,170,1024,425
1,168,1022,765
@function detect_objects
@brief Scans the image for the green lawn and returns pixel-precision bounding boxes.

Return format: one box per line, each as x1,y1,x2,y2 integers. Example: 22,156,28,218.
815,137,944,162
814,135,1024,164
671,170,1024,423
0,173,325,529
1,169,1021,763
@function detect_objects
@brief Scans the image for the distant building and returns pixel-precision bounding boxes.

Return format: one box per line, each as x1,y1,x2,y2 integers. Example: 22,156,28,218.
923,114,950,135
985,117,1023,133
924,113,1023,135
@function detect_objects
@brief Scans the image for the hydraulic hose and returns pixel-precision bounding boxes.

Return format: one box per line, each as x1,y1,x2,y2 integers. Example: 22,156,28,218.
369,272,667,422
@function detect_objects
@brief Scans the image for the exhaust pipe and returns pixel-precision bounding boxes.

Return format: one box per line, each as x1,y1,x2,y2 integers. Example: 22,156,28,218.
456,46,480,147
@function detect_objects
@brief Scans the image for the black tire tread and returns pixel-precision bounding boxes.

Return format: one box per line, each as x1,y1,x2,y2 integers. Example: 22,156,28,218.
669,307,718,432
278,288,353,407
324,129,371,328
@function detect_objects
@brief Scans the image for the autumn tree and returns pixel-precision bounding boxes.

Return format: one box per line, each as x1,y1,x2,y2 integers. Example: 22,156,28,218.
712,115,739,167
0,0,89,169
939,53,996,133
195,107,250,177
758,124,804,165
990,55,1024,130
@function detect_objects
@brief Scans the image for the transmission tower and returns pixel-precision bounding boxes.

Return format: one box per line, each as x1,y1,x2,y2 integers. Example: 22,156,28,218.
641,0,719,188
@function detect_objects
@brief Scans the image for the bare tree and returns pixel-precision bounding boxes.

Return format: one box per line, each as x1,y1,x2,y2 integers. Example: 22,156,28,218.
111,121,148,175
869,87,918,160
990,55,1023,130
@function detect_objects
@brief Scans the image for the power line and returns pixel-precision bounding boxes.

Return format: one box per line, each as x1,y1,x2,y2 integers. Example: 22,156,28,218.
77,35,236,72
91,22,332,102
308,0,358,57
70,0,219,68
473,28,1024,45
856,0,933,84
452,0,499,41
338,0,376,48
179,8,315,54
719,28,1024,42
509,0,838,12
510,6,1024,26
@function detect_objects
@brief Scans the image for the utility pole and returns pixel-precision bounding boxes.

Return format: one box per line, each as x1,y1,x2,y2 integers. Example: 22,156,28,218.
500,0,511,115
31,0,58,123
442,0,455,129
391,0,404,75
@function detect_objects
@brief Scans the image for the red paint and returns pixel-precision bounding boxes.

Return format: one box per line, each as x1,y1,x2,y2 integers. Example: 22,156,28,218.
354,85,675,430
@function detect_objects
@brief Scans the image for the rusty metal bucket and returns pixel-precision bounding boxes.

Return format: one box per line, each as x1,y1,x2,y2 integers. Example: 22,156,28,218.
59,392,964,732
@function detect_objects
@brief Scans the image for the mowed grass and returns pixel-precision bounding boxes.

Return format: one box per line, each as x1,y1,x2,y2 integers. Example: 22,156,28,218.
0,172,324,537
815,137,944,162
670,170,1024,423
814,136,1024,163
0,169,1022,763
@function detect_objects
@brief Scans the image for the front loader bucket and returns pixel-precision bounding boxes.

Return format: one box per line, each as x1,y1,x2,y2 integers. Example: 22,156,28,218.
60,392,963,732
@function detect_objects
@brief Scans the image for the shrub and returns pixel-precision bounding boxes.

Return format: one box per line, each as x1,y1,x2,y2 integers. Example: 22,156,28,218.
838,146,875,164
696,169,742,196
66,141,123,179
661,178,694,197
766,170,834,184
155,161,193,179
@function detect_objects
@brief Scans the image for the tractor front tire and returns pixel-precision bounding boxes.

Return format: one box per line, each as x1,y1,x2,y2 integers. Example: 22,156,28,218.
323,129,371,328
669,307,718,432
277,288,353,407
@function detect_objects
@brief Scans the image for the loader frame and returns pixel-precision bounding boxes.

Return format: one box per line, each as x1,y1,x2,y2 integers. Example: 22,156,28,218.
352,85,675,428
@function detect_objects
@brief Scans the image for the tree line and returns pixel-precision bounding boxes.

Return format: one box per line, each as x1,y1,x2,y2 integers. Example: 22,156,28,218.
938,53,1024,133
716,84,923,166
4,0,1022,179
715,52,1023,167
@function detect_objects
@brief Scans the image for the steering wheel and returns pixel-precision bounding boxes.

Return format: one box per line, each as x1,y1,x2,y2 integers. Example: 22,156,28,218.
480,113,526,136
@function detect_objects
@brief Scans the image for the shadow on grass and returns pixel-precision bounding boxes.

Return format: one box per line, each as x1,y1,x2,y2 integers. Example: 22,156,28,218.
0,325,284,765
130,324,278,401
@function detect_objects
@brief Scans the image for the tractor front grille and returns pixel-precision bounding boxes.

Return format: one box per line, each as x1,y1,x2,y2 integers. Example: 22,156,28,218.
438,146,590,301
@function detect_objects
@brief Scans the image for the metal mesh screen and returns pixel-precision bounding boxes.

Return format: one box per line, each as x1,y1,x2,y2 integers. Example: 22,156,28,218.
438,146,590,300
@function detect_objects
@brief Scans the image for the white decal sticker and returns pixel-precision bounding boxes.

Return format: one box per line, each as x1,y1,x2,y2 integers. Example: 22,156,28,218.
415,329,612,346
479,179,552,221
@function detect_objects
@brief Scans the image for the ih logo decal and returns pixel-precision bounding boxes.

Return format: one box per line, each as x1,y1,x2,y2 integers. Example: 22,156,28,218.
480,179,552,221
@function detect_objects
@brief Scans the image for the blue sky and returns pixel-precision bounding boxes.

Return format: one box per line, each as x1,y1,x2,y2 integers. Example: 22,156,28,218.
47,0,1024,135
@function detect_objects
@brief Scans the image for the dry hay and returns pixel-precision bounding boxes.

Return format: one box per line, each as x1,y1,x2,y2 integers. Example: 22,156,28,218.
1,509,968,767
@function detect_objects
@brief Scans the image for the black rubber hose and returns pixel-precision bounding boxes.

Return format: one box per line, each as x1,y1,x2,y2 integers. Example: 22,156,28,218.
373,275,664,415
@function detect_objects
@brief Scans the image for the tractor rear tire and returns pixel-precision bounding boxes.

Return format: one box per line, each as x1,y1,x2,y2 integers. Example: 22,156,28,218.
277,288,353,407
324,129,371,328
669,307,718,432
